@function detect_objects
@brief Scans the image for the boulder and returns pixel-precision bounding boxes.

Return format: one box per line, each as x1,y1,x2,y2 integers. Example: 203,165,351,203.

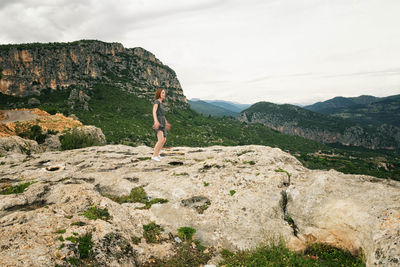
0,136,42,155
42,134,62,151
73,125,107,145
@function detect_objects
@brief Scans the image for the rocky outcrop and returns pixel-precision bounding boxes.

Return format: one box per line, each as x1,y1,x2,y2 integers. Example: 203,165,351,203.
0,40,188,107
72,126,107,146
0,108,82,137
0,135,43,154
0,145,398,266
0,109,106,153
237,111,400,150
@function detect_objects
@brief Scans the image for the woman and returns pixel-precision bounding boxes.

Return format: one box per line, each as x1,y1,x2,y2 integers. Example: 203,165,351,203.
152,89,171,161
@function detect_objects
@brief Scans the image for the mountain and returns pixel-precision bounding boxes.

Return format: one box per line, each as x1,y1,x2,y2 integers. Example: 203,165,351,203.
304,94,400,128
0,40,187,107
188,100,238,117
237,101,400,150
304,95,381,112
203,100,251,113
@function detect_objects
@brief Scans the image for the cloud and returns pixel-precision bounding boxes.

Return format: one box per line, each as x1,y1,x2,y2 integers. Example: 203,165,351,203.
1,0,400,104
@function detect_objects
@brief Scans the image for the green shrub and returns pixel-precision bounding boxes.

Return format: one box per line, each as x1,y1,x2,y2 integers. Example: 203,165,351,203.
71,221,86,226
17,125,47,144
131,235,141,245
220,241,365,267
104,186,168,209
143,222,163,243
77,233,93,259
82,206,110,221
0,181,35,195
59,129,100,150
177,226,196,241
64,232,94,264
230,190,236,196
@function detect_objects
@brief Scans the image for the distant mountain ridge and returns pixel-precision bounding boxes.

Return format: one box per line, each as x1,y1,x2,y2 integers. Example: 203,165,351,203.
304,94,400,128
204,100,251,113
304,95,381,112
238,101,400,150
188,100,238,117
189,99,251,117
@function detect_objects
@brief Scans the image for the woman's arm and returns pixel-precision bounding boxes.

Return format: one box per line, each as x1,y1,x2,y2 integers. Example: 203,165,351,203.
165,117,171,131
152,103,160,129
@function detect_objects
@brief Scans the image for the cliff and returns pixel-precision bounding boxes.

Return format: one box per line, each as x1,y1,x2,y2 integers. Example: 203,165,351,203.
237,102,400,150
0,145,399,266
0,40,187,107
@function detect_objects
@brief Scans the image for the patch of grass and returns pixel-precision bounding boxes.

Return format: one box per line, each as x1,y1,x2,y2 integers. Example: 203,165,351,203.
143,222,163,243
66,236,78,243
65,233,94,260
77,233,93,259
67,256,78,266
0,181,35,195
55,229,66,234
105,186,168,209
131,235,141,245
58,236,64,242
177,227,196,241
197,201,211,214
230,190,236,196
143,239,213,267
304,243,365,266
59,243,65,250
71,221,86,227
243,160,256,165
220,241,365,267
82,205,110,221
203,181,210,187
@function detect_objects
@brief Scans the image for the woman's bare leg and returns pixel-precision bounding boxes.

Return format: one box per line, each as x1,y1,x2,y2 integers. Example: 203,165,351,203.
153,131,164,157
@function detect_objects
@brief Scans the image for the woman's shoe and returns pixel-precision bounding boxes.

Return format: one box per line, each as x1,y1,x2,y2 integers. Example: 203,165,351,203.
151,156,161,162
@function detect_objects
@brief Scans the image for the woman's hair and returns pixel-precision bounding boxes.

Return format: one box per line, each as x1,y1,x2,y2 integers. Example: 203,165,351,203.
154,89,164,100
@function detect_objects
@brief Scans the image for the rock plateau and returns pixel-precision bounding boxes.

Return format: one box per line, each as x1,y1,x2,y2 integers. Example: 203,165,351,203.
0,145,399,266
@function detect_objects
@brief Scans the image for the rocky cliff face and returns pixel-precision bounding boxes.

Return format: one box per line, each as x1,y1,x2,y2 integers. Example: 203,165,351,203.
0,145,399,266
0,40,187,107
237,112,400,150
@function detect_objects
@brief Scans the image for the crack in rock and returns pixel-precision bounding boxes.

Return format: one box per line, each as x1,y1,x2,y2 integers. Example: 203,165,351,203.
280,190,298,237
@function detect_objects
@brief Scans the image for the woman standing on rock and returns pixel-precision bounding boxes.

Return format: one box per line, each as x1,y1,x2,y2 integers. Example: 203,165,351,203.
152,89,170,162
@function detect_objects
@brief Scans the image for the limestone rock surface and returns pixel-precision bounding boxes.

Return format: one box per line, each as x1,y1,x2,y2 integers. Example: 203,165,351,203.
0,135,43,155
0,145,398,266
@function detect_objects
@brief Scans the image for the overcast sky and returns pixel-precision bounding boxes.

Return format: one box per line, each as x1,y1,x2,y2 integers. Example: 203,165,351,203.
1,0,400,105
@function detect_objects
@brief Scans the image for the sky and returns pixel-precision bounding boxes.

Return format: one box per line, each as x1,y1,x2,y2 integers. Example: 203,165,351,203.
1,0,400,105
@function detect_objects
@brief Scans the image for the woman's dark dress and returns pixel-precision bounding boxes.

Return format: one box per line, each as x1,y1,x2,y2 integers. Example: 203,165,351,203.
153,99,167,138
